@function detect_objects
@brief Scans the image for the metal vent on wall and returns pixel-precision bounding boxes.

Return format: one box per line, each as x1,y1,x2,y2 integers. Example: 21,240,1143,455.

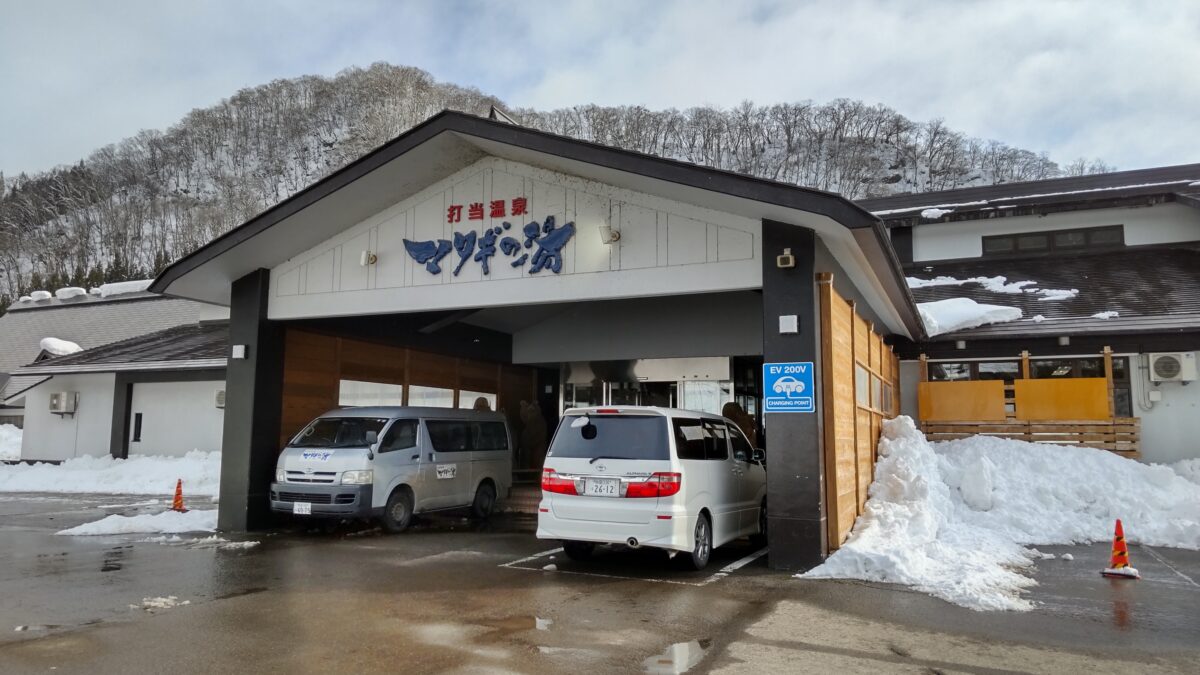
215,390,226,409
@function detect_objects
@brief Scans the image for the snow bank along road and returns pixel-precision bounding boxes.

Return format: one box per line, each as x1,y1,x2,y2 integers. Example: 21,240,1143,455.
807,416,1200,610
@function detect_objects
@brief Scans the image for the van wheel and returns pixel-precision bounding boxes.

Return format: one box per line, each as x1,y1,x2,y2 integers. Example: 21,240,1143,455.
471,482,497,519
562,541,595,561
682,514,712,570
381,488,414,533
750,500,768,548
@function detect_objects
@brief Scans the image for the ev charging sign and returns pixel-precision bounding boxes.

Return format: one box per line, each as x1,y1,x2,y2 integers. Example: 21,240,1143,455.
763,362,815,413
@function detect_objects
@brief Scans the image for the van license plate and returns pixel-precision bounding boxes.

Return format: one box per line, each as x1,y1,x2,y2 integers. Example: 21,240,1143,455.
584,478,620,497
293,501,312,515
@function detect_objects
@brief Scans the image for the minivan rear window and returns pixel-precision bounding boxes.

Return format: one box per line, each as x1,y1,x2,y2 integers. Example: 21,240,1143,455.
547,415,669,461
291,417,387,448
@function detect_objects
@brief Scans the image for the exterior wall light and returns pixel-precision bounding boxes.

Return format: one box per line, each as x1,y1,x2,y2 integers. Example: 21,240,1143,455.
1058,336,1071,346
776,248,796,268
599,226,621,244
360,250,378,266
955,340,966,350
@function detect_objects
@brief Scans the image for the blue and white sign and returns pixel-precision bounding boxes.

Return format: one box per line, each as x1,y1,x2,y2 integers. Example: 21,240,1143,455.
763,362,815,413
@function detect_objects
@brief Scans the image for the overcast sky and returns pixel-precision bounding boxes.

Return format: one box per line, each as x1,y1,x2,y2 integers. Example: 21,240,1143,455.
2,0,1197,177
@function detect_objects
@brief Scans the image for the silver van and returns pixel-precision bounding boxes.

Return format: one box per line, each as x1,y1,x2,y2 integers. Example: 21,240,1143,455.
270,407,513,532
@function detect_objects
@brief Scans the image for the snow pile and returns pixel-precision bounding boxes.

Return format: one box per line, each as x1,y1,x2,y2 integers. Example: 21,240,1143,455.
16,295,32,303
39,337,83,356
918,298,1022,336
804,417,1200,611
30,291,52,302
1035,288,1078,301
57,508,217,535
131,596,190,612
0,424,21,461
920,208,954,219
1171,459,1200,485
1091,311,1119,320
98,279,154,298
53,287,87,300
0,450,220,497
908,275,1034,294
1031,315,1046,323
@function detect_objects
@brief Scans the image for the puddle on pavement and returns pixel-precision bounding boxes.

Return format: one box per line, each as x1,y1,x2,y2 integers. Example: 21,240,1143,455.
100,544,132,572
643,639,711,674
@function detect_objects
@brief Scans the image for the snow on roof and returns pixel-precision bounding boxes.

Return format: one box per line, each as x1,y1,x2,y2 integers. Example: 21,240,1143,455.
54,287,87,301
39,337,83,356
920,208,954,219
917,298,1022,337
871,179,1198,216
98,279,154,298
30,291,52,302
907,275,1078,302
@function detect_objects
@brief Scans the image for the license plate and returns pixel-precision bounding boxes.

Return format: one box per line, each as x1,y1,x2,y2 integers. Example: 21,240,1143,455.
293,501,312,515
584,478,620,497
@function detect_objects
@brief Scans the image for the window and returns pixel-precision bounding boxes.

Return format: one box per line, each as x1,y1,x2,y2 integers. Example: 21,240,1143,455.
408,385,455,408
378,420,418,453
673,418,707,460
870,375,883,410
425,420,470,452
729,424,755,461
339,380,403,407
548,415,669,460
291,417,388,448
678,381,733,415
982,225,1123,257
473,422,509,452
704,420,729,460
855,365,870,405
928,362,971,382
458,391,496,411
977,361,1020,383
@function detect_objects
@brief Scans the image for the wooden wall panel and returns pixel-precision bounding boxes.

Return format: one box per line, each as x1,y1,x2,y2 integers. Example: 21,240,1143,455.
1013,378,1110,420
280,330,339,447
918,381,1008,421
818,274,902,552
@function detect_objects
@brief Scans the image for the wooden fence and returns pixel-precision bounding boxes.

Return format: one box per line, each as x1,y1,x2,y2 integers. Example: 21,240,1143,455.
916,347,1140,457
818,273,900,551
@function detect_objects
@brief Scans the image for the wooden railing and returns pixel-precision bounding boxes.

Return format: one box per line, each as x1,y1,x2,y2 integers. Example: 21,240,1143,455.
917,346,1140,457
920,418,1140,458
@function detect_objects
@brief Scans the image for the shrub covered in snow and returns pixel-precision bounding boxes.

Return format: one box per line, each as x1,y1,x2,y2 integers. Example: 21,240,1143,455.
805,416,1200,611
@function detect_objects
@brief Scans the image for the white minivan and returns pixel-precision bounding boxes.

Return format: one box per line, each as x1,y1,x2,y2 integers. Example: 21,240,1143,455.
270,407,512,532
536,406,767,570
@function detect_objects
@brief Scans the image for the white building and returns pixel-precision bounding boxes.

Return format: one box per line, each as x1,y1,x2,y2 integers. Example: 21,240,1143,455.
859,163,1200,464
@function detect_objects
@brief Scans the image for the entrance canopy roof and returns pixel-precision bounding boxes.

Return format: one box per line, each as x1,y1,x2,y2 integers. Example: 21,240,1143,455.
151,111,922,338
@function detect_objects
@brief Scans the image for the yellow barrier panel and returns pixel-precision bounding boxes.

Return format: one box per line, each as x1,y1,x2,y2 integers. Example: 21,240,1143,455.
918,380,1007,421
1014,378,1110,420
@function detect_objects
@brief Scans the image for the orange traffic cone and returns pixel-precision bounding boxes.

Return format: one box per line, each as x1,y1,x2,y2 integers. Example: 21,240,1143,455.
171,479,188,513
1101,519,1139,579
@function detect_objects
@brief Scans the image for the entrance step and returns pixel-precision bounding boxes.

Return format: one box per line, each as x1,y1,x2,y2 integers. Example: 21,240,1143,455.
504,485,542,515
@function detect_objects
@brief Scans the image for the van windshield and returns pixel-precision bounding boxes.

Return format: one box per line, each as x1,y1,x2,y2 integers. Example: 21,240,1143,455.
547,415,669,460
290,417,388,448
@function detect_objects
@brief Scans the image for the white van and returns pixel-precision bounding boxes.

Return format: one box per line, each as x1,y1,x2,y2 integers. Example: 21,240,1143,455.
270,407,512,532
536,406,767,570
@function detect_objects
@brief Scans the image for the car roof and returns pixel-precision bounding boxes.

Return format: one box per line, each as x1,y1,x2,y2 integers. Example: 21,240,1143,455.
317,406,507,421
563,405,725,420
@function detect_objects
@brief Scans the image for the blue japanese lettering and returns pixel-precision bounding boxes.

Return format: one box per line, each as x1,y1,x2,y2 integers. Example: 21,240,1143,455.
403,238,452,274
452,231,477,276
528,217,575,274
474,227,499,275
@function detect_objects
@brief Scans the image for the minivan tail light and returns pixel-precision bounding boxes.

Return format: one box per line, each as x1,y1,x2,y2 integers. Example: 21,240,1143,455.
541,468,577,495
624,472,682,498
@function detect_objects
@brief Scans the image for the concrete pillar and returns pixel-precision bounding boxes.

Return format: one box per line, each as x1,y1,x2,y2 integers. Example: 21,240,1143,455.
760,220,827,571
218,269,284,531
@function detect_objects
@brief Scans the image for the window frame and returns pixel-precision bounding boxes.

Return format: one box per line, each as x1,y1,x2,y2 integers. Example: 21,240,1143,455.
982,225,1124,258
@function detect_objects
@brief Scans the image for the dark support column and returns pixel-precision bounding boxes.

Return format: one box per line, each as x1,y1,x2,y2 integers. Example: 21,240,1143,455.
761,220,827,571
219,269,284,531
109,377,133,459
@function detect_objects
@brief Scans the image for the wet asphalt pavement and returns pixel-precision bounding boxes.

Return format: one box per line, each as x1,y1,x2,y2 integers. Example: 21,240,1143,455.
1,493,1198,674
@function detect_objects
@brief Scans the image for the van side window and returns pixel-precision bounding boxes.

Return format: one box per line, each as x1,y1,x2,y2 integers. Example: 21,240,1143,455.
379,419,418,453
729,424,754,462
473,422,509,452
426,420,470,452
704,421,729,461
672,419,706,460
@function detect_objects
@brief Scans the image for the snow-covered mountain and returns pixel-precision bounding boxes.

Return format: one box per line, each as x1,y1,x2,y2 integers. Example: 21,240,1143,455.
0,63,1109,307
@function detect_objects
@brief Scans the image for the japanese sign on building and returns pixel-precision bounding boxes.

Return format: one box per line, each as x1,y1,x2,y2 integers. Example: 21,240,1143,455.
402,197,576,276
